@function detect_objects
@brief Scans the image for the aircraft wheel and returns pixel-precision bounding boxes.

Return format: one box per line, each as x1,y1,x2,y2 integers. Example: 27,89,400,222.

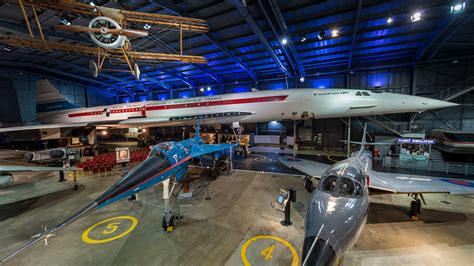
216,159,230,174
162,216,167,231
409,200,417,217
162,215,175,232
416,199,422,214
304,178,314,193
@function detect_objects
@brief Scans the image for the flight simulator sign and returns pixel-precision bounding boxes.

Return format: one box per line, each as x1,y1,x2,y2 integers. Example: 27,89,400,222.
397,138,436,144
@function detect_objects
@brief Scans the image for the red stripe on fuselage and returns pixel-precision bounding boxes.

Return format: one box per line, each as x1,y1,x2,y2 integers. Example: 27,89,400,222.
68,95,288,118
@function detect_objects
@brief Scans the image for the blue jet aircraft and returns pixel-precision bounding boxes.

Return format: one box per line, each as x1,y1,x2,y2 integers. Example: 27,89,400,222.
1,122,236,262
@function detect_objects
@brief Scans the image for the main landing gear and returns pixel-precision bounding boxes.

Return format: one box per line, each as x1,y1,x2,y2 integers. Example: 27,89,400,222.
304,176,314,193
409,193,425,220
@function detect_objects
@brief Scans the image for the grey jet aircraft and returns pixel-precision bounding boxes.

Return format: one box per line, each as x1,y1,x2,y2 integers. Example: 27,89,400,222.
279,125,474,265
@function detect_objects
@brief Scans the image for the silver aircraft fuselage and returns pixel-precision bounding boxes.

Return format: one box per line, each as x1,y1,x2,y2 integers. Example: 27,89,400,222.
303,155,370,265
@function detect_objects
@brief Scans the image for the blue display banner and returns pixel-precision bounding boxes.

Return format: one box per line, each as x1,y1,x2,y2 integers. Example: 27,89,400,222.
397,138,436,144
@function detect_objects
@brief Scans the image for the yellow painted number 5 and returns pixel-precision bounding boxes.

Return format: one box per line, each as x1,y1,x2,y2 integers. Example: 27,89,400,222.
103,222,121,234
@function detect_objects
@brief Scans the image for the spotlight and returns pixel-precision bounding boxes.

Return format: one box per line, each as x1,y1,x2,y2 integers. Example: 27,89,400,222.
317,30,326,40
101,130,107,136
300,36,307,42
452,59,459,64
200,88,204,92
143,23,151,30
207,87,211,91
281,37,288,45
331,29,339,37
4,45,14,52
299,76,305,83
60,16,71,25
89,1,95,6
142,128,147,133
411,12,421,22
387,17,393,24
450,2,466,13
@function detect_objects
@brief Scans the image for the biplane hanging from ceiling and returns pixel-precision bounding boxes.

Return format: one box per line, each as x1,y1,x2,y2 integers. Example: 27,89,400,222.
0,0,208,80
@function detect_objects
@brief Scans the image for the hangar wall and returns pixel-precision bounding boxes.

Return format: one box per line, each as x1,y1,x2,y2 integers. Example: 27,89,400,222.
0,70,115,122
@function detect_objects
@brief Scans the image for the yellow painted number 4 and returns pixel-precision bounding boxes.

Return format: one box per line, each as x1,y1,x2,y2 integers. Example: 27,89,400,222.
103,222,121,234
260,245,276,260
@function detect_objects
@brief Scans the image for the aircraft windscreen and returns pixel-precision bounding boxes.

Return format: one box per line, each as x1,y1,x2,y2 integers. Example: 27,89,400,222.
148,149,167,159
320,163,365,197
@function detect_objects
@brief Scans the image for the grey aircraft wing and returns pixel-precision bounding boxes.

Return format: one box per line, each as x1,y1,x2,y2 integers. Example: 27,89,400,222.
278,156,332,178
0,165,78,172
370,170,474,195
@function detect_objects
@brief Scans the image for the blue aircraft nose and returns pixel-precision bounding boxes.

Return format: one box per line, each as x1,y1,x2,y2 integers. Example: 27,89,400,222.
95,155,171,206
302,236,337,266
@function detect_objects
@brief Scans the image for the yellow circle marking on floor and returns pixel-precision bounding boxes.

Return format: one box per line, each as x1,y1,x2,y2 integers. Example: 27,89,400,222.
241,235,299,266
82,215,138,244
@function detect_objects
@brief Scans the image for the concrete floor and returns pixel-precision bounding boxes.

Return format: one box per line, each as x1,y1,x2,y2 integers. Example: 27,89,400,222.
0,151,473,265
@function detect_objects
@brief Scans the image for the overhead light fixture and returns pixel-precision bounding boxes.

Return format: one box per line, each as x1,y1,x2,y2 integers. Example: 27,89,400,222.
60,16,71,25
89,1,96,6
452,59,459,64
387,17,394,24
451,2,466,13
317,30,326,40
281,37,288,45
200,88,204,92
143,23,151,30
101,130,107,136
299,76,305,83
411,12,421,22
300,36,307,42
4,45,14,52
207,86,211,91
331,29,339,37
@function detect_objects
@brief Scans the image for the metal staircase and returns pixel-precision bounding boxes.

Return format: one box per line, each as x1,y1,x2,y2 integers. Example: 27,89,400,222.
426,76,474,101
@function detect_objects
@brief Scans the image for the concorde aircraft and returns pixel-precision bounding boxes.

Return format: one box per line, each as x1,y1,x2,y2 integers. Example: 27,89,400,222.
279,125,474,265
0,123,236,263
0,80,457,134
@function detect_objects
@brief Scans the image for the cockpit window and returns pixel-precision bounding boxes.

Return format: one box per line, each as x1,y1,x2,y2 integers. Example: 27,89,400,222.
148,149,166,159
355,91,362,96
321,175,338,193
319,162,365,198
362,92,370,96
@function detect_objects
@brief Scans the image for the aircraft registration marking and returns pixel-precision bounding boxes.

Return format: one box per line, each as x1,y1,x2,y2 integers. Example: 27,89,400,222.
82,215,138,244
240,235,298,266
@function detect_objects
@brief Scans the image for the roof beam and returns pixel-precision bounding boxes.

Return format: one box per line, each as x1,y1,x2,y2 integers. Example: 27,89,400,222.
149,0,255,80
193,64,222,83
347,0,364,70
426,12,474,60
416,16,455,61
228,0,290,76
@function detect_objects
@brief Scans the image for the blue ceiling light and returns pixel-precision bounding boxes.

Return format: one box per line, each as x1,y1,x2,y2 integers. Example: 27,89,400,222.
200,87,204,92
207,86,211,91
299,76,305,83
451,2,466,13
281,37,288,45
386,17,394,24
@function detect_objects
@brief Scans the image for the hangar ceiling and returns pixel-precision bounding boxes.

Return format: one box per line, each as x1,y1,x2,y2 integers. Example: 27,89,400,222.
0,0,473,96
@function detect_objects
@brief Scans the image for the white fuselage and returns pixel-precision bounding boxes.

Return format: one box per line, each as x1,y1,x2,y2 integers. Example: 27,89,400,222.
38,89,455,125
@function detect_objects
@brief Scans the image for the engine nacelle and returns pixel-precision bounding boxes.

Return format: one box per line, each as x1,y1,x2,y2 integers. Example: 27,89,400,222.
0,173,14,189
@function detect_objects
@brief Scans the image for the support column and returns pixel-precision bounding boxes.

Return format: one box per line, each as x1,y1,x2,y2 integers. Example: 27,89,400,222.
410,65,417,95
293,120,297,157
347,117,351,158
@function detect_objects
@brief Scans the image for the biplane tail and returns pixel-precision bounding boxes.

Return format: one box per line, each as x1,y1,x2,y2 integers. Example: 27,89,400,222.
36,79,78,118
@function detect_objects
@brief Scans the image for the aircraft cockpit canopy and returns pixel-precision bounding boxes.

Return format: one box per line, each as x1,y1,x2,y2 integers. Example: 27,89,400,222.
319,163,365,198
149,142,176,159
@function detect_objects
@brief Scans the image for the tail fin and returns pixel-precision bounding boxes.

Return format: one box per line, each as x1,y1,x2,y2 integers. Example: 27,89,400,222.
356,123,368,158
36,79,78,117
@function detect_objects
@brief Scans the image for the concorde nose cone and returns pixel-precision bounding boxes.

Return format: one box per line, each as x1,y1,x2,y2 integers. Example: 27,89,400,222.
419,98,459,110
302,237,337,266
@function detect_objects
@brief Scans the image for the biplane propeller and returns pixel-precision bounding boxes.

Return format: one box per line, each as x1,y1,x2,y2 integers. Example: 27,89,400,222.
0,0,208,80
